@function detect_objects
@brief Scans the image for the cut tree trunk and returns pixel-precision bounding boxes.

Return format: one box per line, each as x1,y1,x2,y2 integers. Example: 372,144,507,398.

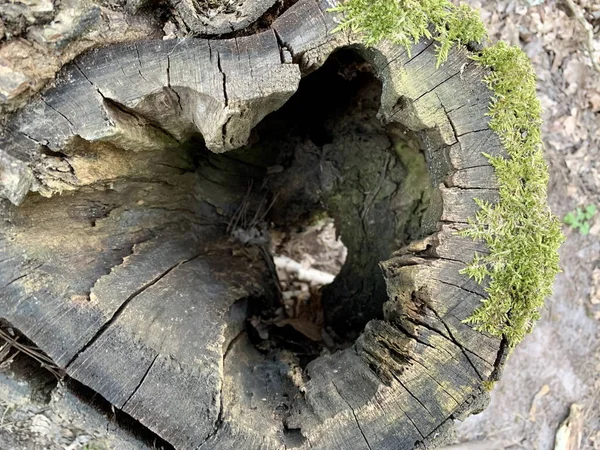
0,1,510,449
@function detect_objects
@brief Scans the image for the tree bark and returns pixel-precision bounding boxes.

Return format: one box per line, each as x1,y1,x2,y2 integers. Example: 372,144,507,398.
0,1,510,449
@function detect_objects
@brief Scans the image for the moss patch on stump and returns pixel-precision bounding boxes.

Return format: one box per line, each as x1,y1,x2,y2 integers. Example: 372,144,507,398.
461,43,563,347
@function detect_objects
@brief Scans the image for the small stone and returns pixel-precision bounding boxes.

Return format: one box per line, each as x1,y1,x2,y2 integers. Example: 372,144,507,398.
126,0,151,13
0,154,34,205
0,62,31,103
282,49,294,64
0,0,54,25
20,0,54,15
591,268,600,305
163,21,177,40
589,220,600,236
28,1,100,48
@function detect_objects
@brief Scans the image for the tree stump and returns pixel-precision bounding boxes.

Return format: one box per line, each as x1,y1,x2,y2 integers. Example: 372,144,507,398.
0,1,511,449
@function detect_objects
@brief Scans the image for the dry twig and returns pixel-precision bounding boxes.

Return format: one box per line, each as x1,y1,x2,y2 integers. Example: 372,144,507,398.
0,328,65,380
564,0,600,72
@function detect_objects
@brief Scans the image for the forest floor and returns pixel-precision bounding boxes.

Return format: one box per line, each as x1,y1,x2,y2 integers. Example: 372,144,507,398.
451,1,600,449
1,1,599,449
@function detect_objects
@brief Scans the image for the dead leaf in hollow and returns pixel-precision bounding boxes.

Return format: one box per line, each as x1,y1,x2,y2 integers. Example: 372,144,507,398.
273,317,323,342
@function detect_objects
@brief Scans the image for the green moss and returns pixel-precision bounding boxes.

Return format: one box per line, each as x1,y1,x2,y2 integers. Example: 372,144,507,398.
482,380,496,391
82,442,109,450
329,0,486,66
459,42,564,347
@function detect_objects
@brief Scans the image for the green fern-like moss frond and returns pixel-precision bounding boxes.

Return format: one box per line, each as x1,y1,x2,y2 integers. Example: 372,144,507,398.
329,0,487,66
460,42,564,347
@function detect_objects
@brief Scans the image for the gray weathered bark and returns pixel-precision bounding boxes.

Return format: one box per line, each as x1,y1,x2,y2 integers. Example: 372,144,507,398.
0,1,509,449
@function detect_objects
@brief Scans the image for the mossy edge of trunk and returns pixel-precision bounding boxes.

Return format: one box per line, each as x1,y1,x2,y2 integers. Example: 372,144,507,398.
328,0,563,349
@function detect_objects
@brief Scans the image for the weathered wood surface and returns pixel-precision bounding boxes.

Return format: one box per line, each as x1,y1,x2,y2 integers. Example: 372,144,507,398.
170,0,279,36
0,0,511,449
0,30,300,204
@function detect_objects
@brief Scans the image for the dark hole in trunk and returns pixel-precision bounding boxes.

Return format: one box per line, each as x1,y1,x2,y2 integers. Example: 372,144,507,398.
0,321,59,404
190,48,432,368
1,47,434,448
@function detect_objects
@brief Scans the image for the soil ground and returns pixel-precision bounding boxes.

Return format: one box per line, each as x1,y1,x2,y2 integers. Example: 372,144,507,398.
1,1,600,449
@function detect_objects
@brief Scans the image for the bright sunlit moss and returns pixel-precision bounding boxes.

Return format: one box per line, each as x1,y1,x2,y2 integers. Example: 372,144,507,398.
329,0,487,66
460,42,564,347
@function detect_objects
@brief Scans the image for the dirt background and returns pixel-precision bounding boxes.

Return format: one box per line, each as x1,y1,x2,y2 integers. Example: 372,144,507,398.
450,1,600,449
1,0,600,449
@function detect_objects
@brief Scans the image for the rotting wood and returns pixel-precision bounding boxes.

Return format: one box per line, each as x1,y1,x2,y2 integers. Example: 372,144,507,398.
0,0,514,449
169,0,280,36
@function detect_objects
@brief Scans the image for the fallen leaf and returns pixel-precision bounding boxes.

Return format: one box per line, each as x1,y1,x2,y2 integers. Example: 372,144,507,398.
529,384,551,422
554,404,584,450
563,59,587,95
588,92,600,112
562,114,578,139
591,268,600,305
30,414,53,436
